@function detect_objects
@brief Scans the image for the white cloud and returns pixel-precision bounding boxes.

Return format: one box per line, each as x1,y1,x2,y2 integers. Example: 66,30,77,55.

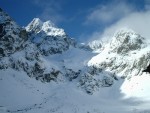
85,1,135,25
84,0,150,43
145,0,150,10
99,11,150,42
39,7,64,24
32,0,64,24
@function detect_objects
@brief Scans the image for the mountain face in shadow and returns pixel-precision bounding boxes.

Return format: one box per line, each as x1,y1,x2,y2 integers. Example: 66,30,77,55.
143,64,150,73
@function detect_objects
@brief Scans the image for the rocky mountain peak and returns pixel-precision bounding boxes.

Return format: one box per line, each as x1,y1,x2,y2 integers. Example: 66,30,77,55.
24,18,76,56
88,29,150,79
42,20,55,28
26,18,66,37
25,18,43,33
108,29,147,54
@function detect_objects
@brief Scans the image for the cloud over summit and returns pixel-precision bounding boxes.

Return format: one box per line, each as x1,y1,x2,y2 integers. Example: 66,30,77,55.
85,1,135,25
84,0,150,42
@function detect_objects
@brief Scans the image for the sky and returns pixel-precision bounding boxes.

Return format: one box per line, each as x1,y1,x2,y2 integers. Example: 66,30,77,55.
0,0,150,42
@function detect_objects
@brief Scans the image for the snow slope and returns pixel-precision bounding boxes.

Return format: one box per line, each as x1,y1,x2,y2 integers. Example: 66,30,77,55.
1,69,150,113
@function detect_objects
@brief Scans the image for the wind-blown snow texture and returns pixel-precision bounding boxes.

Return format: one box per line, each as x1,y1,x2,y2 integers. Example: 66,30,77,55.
0,8,150,113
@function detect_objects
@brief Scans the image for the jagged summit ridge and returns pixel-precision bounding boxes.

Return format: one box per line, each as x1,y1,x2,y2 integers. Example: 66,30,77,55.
25,18,43,33
109,29,146,54
25,18,76,56
26,18,66,37
88,29,150,78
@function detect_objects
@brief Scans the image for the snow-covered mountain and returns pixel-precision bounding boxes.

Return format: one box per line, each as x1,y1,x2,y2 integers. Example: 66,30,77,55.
0,8,150,113
88,29,150,98
88,29,150,78
26,18,65,36
26,18,76,56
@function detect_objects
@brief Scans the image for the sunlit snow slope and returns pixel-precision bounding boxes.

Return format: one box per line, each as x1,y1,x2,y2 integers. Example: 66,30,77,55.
1,69,150,113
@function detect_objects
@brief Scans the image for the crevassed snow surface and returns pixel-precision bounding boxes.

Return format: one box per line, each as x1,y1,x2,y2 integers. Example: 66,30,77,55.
0,69,150,113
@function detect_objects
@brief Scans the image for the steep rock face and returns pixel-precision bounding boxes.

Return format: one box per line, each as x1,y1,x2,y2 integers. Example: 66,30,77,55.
0,8,28,58
88,29,150,78
79,66,115,94
26,18,75,56
109,30,146,54
0,41,64,82
0,10,76,83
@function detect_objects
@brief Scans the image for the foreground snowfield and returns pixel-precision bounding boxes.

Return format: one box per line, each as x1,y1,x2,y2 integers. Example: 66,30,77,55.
1,69,150,113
